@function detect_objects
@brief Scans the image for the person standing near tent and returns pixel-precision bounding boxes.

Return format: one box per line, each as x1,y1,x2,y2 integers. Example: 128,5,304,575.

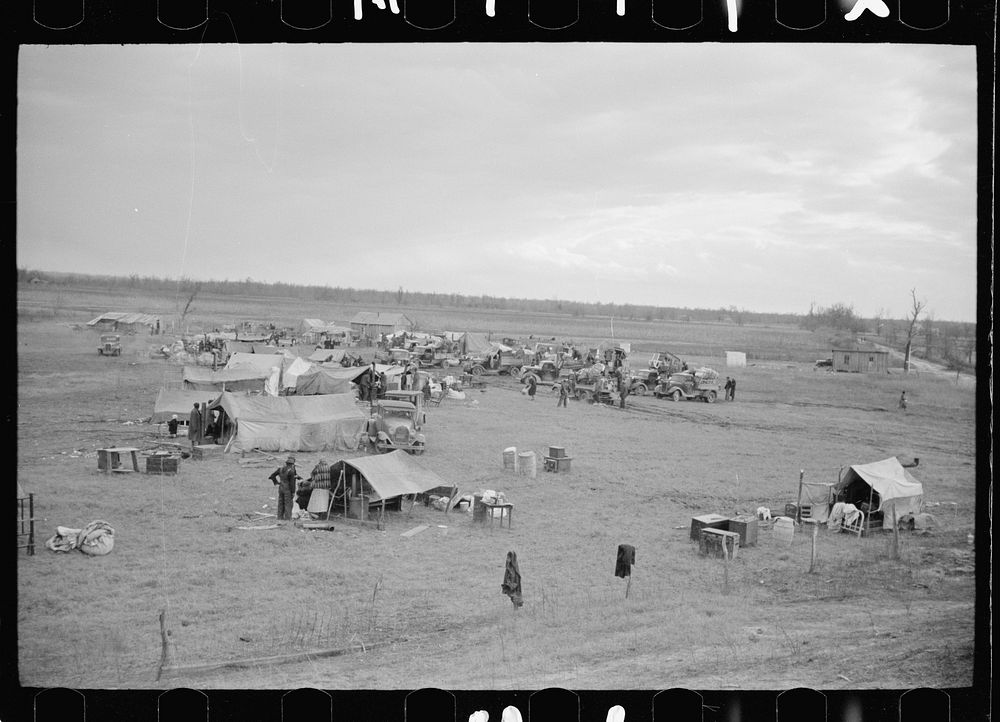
557,379,569,408
188,403,202,448
269,457,301,522
167,415,179,438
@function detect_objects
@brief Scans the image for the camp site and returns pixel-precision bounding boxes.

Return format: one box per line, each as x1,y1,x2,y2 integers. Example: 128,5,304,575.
15,280,981,696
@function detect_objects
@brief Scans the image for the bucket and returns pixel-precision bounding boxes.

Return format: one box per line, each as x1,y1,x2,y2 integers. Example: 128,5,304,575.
773,516,794,545
517,451,537,479
473,493,487,522
503,447,518,472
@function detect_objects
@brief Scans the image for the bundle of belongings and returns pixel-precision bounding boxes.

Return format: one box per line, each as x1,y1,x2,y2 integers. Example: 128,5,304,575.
45,520,116,556
827,502,861,531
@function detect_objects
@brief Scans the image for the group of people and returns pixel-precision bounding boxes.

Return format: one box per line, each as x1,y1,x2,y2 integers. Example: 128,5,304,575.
723,376,738,401
267,456,335,522
171,402,223,447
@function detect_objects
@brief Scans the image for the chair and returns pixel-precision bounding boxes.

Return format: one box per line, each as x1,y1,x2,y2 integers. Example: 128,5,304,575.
427,389,445,407
841,510,865,537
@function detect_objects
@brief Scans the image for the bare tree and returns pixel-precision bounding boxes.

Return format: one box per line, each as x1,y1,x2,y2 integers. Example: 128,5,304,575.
179,281,202,329
903,288,927,372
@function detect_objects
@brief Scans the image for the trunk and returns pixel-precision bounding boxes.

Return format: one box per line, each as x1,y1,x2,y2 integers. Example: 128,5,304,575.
903,341,912,372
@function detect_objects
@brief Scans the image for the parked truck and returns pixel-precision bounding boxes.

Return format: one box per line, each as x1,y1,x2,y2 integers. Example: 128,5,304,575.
653,369,721,403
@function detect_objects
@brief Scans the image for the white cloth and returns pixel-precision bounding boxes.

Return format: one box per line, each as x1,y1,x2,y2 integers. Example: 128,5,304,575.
307,488,331,514
828,502,860,530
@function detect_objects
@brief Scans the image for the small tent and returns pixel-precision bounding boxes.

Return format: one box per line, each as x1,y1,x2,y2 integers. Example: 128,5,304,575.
208,392,366,453
282,357,315,390
461,332,491,355
726,351,747,368
294,367,358,396
833,457,924,530
152,388,221,423
330,450,449,506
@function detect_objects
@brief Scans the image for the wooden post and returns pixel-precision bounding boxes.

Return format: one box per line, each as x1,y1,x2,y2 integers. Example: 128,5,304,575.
156,608,175,681
891,499,900,559
808,520,818,573
722,538,730,595
866,484,874,536
795,470,805,523
625,575,631,599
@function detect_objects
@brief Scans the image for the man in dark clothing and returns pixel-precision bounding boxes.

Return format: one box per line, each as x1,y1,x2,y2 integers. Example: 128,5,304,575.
729,377,737,401
167,414,179,438
619,375,629,409
557,379,569,407
268,456,301,521
188,403,202,448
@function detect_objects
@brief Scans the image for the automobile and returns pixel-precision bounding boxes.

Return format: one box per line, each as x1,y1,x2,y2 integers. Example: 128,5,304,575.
98,334,122,356
648,351,685,377
628,368,660,395
653,369,721,403
382,389,427,427
365,400,427,454
517,359,562,384
814,358,833,368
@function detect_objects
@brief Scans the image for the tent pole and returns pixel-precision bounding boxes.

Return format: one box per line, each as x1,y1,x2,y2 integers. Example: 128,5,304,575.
795,470,804,523
866,483,874,536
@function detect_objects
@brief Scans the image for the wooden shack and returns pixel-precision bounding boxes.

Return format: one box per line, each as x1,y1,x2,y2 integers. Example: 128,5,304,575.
831,347,889,374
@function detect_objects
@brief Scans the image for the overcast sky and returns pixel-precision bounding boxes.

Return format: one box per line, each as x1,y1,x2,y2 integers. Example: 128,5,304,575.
17,43,978,322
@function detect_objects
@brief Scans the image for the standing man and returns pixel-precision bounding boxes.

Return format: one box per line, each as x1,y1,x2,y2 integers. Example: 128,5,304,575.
898,390,907,411
167,414,179,438
188,403,202,448
619,374,629,409
526,375,537,401
557,378,569,407
729,377,737,402
724,377,732,401
268,456,301,522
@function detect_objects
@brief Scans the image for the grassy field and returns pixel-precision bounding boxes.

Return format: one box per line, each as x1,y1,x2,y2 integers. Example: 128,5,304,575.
15,286,979,693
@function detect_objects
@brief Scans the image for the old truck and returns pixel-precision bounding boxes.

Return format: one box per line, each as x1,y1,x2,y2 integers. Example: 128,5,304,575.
98,334,122,356
365,400,426,454
653,369,721,403
462,346,527,377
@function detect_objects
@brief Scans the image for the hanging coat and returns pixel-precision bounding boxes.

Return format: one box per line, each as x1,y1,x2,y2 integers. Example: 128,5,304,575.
501,551,523,608
615,544,635,578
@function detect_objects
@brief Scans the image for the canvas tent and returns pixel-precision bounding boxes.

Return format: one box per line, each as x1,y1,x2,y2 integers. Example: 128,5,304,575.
833,457,924,530
726,351,748,368
460,332,491,355
294,367,357,396
182,366,269,393
330,450,449,505
309,348,346,364
282,357,314,390
152,388,220,423
208,392,366,453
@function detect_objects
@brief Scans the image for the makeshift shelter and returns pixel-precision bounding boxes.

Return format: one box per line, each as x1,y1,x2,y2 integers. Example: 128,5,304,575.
350,311,412,339
833,457,924,530
294,367,357,396
329,450,449,513
152,388,221,423
87,311,161,333
832,347,889,373
309,348,346,364
726,351,748,368
208,392,366,453
460,332,491,355
282,357,315,390
182,366,269,393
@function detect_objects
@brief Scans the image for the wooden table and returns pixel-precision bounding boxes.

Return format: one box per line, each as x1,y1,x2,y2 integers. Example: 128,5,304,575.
483,502,513,529
97,447,140,473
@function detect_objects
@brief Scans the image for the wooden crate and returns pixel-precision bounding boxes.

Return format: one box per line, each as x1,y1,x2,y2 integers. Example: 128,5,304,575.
690,513,731,542
727,515,758,547
699,528,740,558
145,456,179,475
192,444,224,460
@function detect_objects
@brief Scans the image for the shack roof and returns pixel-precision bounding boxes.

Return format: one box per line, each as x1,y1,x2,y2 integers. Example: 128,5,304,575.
87,311,160,326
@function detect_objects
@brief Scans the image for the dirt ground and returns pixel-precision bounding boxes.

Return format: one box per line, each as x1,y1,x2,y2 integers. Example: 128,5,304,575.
15,311,980,694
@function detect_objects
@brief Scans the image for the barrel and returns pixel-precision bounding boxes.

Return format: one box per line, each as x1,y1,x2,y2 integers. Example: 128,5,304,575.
473,493,487,522
517,451,537,478
548,446,566,459
773,516,795,545
503,447,518,472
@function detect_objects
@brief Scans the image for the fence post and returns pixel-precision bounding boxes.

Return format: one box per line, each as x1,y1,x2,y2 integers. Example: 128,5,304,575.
157,608,175,681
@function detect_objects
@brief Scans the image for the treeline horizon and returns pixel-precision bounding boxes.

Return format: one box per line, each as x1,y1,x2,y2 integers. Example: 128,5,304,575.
18,267,975,335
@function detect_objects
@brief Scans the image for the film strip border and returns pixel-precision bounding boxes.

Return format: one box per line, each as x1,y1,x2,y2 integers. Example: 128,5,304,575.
17,0,984,40
7,685,982,721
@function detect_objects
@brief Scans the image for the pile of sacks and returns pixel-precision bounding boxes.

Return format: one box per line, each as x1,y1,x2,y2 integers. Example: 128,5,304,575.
45,521,116,556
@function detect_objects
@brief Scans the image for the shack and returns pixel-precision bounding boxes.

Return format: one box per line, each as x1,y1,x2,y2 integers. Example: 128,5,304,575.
350,312,412,340
831,346,889,373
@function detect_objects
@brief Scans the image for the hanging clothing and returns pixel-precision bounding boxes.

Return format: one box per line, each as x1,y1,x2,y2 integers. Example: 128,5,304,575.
501,551,523,608
615,544,636,578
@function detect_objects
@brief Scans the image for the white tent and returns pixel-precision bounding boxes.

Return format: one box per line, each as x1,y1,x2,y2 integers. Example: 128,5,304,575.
282,357,315,390
833,457,925,530
330,450,449,503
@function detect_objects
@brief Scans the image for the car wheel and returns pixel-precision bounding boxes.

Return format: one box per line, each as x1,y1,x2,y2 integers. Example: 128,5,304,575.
706,391,717,403
671,389,682,402
575,389,588,401
509,366,522,380
470,365,484,376
634,383,647,396
411,441,425,456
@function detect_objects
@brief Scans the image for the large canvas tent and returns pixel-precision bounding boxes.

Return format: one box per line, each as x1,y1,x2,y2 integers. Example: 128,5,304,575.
294,367,357,396
330,450,449,504
833,457,924,530
152,388,220,423
460,332,491,355
182,366,269,393
208,392,366,453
